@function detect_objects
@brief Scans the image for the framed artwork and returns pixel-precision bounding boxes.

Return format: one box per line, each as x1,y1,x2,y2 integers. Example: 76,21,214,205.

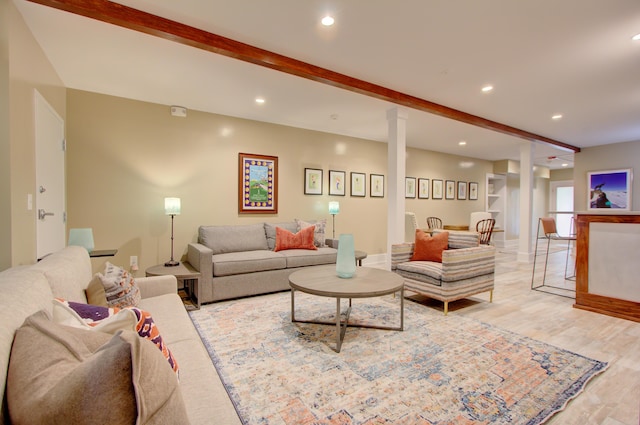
238,152,278,214
370,174,385,198
304,168,323,195
350,172,366,197
457,181,467,200
405,177,416,198
418,178,430,199
469,182,479,200
445,180,456,200
432,179,443,199
587,168,632,210
329,170,346,196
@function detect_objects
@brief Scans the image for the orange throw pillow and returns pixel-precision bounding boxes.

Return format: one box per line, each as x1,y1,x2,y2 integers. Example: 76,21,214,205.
274,225,318,251
410,229,449,262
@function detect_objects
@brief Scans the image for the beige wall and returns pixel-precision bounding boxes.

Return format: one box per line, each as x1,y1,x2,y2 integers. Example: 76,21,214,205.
3,0,65,268
66,90,494,274
574,140,640,212
0,0,10,270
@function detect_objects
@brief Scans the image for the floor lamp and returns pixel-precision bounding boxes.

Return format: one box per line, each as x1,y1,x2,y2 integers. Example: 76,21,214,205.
164,197,181,267
329,201,340,239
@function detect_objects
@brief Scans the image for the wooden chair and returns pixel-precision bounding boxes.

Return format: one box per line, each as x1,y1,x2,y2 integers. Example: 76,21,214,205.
426,217,443,230
475,218,495,245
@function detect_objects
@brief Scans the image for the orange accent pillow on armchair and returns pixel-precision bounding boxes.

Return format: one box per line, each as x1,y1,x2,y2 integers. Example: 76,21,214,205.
410,229,449,262
274,225,318,251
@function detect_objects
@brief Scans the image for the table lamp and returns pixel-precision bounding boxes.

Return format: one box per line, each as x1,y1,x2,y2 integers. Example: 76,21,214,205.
328,201,340,239
68,228,94,253
164,197,181,267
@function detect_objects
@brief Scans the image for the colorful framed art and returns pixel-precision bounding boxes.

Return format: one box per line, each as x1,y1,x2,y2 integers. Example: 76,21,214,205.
238,152,278,214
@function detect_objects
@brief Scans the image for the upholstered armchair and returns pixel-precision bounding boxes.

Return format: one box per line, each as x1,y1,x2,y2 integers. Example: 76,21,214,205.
391,229,495,315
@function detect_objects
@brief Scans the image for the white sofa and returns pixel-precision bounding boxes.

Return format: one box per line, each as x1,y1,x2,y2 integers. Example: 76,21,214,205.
0,246,242,425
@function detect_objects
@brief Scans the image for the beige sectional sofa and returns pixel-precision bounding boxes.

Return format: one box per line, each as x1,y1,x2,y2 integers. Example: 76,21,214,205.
188,220,338,304
391,229,496,315
0,246,242,425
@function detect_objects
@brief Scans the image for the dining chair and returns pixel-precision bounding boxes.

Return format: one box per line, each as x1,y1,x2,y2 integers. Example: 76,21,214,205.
426,217,443,230
469,211,491,234
475,218,495,245
531,217,577,297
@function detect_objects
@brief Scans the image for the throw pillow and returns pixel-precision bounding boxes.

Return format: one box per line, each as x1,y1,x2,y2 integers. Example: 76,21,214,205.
84,275,108,306
97,262,141,308
7,311,188,425
295,218,327,247
53,299,179,377
410,229,449,262
274,225,318,252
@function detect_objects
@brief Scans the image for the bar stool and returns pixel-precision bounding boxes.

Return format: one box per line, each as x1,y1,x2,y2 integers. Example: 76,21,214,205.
531,217,576,296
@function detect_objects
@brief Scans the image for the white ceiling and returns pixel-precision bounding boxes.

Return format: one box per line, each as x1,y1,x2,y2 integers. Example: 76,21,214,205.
14,0,640,169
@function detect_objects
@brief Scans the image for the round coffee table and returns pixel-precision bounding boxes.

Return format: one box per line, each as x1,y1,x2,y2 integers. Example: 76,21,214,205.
289,265,404,352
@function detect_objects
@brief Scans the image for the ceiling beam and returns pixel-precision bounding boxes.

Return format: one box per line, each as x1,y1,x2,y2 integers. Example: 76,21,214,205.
28,0,580,153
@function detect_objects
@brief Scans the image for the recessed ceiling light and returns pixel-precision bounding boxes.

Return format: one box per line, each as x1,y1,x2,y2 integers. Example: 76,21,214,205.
562,163,569,167
481,85,493,93
632,33,640,41
458,140,467,146
255,97,265,104
552,114,563,120
321,16,335,26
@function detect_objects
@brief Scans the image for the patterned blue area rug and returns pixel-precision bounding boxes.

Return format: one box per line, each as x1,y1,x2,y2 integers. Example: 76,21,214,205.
190,292,607,424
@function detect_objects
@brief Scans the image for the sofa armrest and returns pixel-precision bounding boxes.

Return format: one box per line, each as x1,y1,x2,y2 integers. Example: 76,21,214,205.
441,245,495,281
390,243,414,270
136,275,177,298
188,243,212,295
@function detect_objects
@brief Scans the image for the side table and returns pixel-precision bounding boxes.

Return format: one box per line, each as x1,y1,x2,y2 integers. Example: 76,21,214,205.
355,250,367,266
146,262,201,310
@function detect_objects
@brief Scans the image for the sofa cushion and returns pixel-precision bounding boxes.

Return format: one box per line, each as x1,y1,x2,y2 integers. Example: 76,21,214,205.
411,230,448,262
264,221,298,250
433,228,479,249
279,247,338,268
200,223,269,254
296,218,327,248
97,262,141,308
212,250,286,277
7,311,188,425
395,264,444,287
53,300,179,376
30,246,92,303
275,226,317,252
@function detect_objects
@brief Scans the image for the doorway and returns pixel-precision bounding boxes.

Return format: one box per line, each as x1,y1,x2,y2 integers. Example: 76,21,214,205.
549,180,574,236
35,90,66,260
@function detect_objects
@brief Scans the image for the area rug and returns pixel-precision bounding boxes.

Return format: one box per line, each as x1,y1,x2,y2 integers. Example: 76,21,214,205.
189,292,607,425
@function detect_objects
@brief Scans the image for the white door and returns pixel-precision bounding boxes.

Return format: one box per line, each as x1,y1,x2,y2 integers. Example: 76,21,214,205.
549,180,574,236
35,90,66,260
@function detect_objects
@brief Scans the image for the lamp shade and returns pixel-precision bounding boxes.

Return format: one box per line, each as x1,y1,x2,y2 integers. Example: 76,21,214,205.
68,228,95,253
164,197,181,215
328,201,340,215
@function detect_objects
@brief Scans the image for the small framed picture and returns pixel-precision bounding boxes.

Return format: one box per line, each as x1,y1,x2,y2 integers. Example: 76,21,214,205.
418,178,430,199
587,168,632,210
432,179,443,200
370,174,385,198
350,172,366,197
405,177,416,198
328,170,346,196
457,181,467,200
445,180,456,200
304,168,323,195
469,182,478,200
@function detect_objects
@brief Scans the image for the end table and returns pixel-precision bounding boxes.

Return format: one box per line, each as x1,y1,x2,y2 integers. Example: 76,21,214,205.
145,262,201,309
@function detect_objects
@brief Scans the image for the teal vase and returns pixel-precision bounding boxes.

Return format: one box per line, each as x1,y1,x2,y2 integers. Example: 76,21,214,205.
336,234,356,278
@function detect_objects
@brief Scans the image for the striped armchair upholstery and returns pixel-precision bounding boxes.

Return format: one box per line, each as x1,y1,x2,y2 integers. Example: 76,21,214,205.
391,231,495,315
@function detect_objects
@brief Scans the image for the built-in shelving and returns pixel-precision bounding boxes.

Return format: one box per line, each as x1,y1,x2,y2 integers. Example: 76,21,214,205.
485,173,506,247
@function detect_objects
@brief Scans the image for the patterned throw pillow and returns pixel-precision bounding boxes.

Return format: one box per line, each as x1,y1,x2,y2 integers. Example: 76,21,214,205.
274,225,318,252
53,299,179,377
296,218,327,247
97,262,141,308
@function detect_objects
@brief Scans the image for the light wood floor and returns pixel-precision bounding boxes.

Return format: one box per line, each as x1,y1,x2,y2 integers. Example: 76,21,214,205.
414,245,640,425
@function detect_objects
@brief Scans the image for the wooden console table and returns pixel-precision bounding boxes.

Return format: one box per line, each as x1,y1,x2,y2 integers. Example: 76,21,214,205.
574,213,640,322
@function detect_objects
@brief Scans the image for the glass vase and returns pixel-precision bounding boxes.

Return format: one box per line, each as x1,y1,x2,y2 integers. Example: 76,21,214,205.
336,234,356,278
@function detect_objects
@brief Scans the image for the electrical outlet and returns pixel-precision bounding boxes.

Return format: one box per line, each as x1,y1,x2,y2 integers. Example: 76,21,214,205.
130,256,138,271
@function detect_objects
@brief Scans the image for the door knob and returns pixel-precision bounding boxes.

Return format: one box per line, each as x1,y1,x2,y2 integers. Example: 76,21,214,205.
38,209,54,220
